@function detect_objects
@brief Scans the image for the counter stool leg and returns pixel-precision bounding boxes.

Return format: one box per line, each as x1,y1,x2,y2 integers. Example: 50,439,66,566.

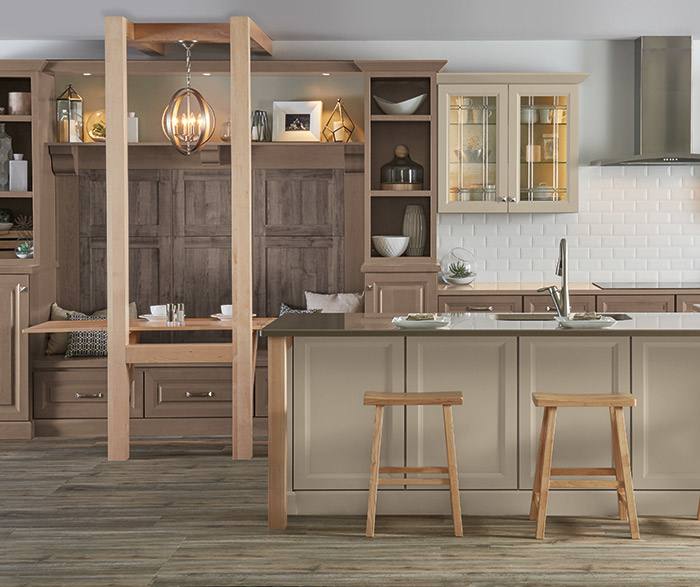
535,407,557,540
612,406,640,539
442,404,463,537
529,407,548,521
609,407,628,521
366,405,384,538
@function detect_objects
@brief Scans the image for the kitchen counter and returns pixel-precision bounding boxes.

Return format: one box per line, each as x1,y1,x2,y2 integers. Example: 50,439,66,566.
437,282,599,294
265,311,700,530
262,311,700,337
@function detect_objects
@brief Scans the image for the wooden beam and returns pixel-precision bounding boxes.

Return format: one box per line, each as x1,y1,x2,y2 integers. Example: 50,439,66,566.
268,336,291,529
130,23,230,44
230,16,254,460
125,343,234,364
104,16,131,462
131,42,166,57
248,19,272,55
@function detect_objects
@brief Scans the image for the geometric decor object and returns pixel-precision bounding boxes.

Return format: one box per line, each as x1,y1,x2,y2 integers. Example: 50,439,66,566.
162,40,216,155
322,98,355,143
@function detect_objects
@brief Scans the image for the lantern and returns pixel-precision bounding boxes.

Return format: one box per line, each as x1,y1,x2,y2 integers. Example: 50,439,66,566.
56,85,83,143
162,40,216,155
321,98,356,143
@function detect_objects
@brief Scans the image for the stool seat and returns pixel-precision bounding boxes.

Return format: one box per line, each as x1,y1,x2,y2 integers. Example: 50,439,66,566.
533,393,636,408
364,391,463,406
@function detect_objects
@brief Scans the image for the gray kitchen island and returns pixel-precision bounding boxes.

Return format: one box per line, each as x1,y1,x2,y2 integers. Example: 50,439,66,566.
263,312,700,529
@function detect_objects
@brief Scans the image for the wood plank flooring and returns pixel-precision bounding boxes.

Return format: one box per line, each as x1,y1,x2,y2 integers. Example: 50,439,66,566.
1,438,700,586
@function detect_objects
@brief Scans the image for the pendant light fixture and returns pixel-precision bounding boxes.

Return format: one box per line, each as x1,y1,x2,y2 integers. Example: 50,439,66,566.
162,40,216,155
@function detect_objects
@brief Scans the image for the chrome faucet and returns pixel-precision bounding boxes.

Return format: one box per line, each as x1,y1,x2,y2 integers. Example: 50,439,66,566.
537,238,571,318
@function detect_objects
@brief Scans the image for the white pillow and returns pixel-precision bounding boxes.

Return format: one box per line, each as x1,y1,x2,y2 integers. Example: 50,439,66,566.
305,291,364,313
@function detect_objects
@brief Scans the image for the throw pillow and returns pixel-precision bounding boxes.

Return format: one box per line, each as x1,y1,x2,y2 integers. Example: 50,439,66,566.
305,291,364,313
65,313,108,358
279,302,321,316
47,302,137,355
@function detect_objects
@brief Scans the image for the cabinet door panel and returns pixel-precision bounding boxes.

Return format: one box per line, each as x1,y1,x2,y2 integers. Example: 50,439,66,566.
365,273,436,314
596,294,674,313
632,338,700,488
519,336,631,488
523,294,595,313
676,295,700,312
406,337,517,488
174,169,231,237
0,276,28,420
293,337,404,490
144,367,232,418
438,294,522,313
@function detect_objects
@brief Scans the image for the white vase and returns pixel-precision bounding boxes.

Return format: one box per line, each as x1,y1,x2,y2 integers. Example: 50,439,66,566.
402,204,426,256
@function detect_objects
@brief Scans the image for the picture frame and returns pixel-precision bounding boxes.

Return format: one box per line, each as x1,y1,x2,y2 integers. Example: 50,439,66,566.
272,100,323,142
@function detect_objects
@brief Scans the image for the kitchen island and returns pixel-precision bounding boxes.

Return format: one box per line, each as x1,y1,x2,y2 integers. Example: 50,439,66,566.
263,312,700,529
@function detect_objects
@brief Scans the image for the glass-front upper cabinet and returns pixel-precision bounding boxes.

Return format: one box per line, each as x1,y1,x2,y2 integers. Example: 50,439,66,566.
508,84,579,213
438,75,584,213
438,84,508,212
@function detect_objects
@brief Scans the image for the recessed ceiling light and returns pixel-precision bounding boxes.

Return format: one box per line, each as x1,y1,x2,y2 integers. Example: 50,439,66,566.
202,72,212,76
321,72,331,77
82,72,92,76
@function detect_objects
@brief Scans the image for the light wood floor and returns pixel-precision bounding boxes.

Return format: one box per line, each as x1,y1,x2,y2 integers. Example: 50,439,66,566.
2,438,700,586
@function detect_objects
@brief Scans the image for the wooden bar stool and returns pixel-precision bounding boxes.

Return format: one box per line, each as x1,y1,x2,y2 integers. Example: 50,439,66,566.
363,391,463,538
530,393,639,540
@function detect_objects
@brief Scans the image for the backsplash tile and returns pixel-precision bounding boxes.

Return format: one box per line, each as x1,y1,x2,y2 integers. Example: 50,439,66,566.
437,166,700,283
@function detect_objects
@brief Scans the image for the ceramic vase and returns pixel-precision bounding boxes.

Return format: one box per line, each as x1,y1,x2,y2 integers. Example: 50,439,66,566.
0,124,13,191
402,204,426,256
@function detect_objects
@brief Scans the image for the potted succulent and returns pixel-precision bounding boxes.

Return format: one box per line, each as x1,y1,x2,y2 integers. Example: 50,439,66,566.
15,240,33,259
446,260,476,285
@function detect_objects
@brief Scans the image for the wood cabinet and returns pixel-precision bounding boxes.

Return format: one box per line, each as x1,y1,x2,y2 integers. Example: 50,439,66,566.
523,294,595,313
365,272,437,314
438,74,586,214
518,336,631,488
596,294,674,313
293,337,404,490
406,337,517,488
34,368,142,419
0,275,29,422
438,294,522,313
632,338,700,489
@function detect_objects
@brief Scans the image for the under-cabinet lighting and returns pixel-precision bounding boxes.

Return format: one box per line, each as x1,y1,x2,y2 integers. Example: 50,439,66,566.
321,72,331,77
82,72,92,76
202,72,211,76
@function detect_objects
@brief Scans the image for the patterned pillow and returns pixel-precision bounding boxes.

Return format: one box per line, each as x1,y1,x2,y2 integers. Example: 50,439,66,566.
65,313,108,358
279,302,321,317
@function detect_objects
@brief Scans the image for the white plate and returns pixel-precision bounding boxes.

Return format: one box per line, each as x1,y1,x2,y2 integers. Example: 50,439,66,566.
392,315,450,330
211,313,232,321
139,314,186,322
556,316,616,329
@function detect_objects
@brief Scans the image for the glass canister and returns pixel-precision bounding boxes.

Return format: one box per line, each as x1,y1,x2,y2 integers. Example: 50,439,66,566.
380,144,424,190
56,85,83,143
251,110,271,142
440,248,476,285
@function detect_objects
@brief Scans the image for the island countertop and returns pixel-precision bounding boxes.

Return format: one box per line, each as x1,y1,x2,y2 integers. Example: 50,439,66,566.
262,312,700,337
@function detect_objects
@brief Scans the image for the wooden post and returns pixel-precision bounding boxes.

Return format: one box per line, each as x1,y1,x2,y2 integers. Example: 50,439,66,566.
268,336,291,529
230,16,254,460
105,16,131,461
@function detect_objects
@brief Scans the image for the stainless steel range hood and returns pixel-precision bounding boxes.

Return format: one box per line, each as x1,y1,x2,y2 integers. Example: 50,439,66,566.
592,36,700,165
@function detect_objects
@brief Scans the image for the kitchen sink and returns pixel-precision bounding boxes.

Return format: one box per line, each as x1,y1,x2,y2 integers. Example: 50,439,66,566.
493,312,556,321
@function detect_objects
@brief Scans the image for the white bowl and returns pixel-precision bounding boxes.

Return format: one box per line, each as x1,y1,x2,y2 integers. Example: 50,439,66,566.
0,222,12,232
372,235,409,257
373,94,427,115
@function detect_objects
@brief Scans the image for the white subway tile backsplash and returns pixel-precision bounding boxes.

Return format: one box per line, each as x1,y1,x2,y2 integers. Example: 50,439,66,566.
437,166,700,282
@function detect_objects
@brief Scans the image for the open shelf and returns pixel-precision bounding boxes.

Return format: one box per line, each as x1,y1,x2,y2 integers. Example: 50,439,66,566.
0,191,32,198
370,190,430,198
370,114,431,122
0,115,31,123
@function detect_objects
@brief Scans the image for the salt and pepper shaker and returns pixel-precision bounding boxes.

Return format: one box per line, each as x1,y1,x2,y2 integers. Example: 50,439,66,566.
176,303,185,324
165,302,185,326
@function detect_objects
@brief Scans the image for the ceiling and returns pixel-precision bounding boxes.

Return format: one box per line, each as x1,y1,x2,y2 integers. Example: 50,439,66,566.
0,0,698,41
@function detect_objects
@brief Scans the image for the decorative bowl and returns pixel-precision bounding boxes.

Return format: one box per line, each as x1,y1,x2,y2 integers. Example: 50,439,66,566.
372,235,409,257
0,222,12,232
445,273,476,286
373,94,427,116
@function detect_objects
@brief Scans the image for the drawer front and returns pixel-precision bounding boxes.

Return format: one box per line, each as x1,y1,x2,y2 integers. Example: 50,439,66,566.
596,294,674,313
144,367,232,418
438,295,523,313
33,369,142,419
676,295,700,312
523,294,596,313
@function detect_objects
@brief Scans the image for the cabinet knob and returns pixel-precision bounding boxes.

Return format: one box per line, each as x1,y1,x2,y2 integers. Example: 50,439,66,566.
367,283,374,290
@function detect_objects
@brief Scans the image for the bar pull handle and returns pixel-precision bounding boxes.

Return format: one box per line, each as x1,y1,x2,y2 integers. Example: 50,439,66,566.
75,392,104,400
366,283,374,290
185,391,215,399
466,305,494,312
12,283,26,407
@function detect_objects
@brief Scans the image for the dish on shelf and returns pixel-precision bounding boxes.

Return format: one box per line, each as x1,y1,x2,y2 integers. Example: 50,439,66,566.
0,222,12,231
138,314,187,322
373,94,427,115
372,235,409,257
211,313,232,321
555,315,616,329
392,314,451,329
